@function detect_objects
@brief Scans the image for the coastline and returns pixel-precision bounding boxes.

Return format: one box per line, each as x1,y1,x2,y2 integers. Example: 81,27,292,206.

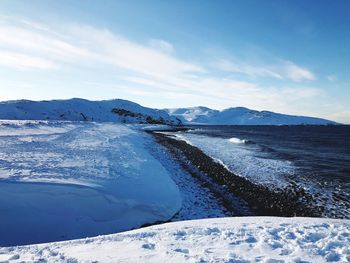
149,130,321,217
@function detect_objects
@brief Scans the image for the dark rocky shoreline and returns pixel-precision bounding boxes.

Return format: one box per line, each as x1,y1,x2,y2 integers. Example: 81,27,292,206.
149,131,322,217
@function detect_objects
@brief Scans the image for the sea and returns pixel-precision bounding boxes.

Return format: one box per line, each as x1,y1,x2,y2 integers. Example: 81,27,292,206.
173,125,350,218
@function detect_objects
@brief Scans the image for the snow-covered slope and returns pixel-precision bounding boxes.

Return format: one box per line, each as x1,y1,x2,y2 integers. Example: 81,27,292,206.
1,217,349,262
166,106,338,125
167,106,217,123
0,98,181,125
0,99,335,125
0,121,181,246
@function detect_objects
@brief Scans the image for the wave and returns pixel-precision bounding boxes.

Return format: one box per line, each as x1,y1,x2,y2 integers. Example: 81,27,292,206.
171,133,295,189
228,137,247,144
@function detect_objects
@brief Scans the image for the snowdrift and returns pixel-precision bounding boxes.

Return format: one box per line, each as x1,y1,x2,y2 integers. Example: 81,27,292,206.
0,121,181,246
1,217,349,262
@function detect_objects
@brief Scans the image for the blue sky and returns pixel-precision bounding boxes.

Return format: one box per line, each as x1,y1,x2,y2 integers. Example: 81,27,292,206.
0,0,349,123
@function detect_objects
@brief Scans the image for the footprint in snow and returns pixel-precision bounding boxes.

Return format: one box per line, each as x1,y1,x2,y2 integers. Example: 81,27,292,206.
174,248,189,254
293,257,311,263
264,259,284,263
267,240,283,250
245,236,257,243
304,232,326,243
204,248,213,254
284,232,297,240
279,249,292,256
0,254,20,261
325,252,341,262
173,230,187,240
142,243,155,250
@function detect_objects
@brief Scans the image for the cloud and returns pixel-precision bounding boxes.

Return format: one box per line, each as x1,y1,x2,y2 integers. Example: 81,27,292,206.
0,16,328,119
329,110,350,124
214,58,315,81
284,61,315,81
0,50,58,70
0,16,314,83
79,26,204,77
124,72,322,114
149,39,174,53
0,18,203,77
0,25,92,63
215,59,283,79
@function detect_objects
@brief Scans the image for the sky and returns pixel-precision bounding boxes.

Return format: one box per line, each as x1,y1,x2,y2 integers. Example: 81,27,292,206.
0,0,349,123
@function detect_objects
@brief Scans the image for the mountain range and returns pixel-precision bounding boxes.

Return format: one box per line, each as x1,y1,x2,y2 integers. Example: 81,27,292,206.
0,98,181,125
165,106,338,125
0,98,338,125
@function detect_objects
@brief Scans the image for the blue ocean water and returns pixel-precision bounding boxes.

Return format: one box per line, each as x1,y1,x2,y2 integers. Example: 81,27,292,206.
182,125,350,218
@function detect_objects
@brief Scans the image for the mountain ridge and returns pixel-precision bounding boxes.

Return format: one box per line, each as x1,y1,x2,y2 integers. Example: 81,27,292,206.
0,98,339,125
165,106,339,125
0,98,182,125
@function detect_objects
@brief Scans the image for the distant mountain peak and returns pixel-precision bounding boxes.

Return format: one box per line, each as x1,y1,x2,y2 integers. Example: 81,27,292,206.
165,106,338,125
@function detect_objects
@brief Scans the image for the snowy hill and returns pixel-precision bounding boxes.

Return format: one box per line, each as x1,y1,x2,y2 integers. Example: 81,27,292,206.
166,106,216,122
0,121,181,246
0,98,182,125
1,217,349,262
166,106,338,125
0,99,336,125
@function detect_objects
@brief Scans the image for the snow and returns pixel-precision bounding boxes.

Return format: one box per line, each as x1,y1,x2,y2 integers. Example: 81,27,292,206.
166,106,216,123
0,120,181,246
1,217,349,262
0,98,336,125
166,106,338,125
0,101,347,262
146,136,232,220
0,98,181,125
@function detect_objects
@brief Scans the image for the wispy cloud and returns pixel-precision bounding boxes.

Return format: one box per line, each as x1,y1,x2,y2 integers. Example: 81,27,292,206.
0,50,58,70
0,25,92,63
149,39,174,53
214,58,315,81
214,59,283,79
329,110,350,124
0,18,203,77
74,26,204,77
284,61,315,81
0,16,326,118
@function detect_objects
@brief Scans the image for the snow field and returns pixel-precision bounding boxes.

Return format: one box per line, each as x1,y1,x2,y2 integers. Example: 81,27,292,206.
1,217,349,262
0,121,181,246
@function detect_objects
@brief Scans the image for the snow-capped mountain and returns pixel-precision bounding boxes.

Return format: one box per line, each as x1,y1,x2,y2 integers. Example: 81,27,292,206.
167,106,217,123
0,99,338,125
166,106,338,125
0,98,182,125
